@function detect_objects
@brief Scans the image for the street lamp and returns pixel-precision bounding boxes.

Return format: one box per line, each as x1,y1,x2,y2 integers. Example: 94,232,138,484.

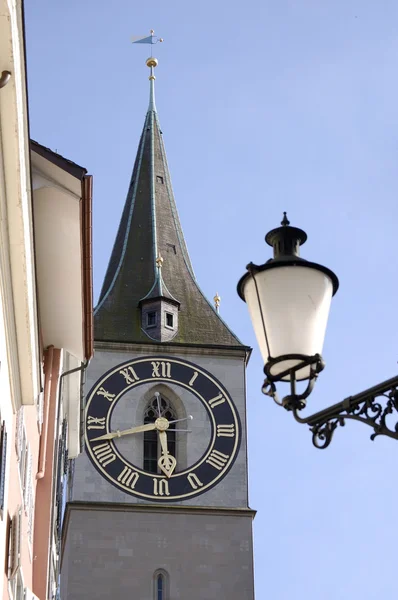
238,213,398,448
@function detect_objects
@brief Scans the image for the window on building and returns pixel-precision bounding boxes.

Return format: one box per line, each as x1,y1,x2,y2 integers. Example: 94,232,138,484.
143,396,176,473
56,420,68,543
8,508,22,597
156,175,164,184
9,568,23,600
157,573,164,600
147,311,157,328
153,570,169,600
0,421,7,517
15,409,27,491
165,313,174,329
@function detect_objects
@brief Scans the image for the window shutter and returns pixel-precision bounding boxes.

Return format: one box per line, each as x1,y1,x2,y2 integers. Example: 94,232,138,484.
26,449,34,545
0,421,7,513
36,390,44,433
23,445,32,511
15,408,24,460
9,506,22,579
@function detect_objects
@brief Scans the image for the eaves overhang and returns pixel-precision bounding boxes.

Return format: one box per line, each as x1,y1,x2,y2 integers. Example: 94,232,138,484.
31,143,93,363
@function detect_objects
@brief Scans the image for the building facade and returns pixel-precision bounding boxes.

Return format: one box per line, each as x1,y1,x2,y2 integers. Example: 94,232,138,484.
0,2,93,598
61,59,255,599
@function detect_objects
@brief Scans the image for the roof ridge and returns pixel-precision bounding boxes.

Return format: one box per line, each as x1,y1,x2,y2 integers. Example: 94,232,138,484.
94,111,150,315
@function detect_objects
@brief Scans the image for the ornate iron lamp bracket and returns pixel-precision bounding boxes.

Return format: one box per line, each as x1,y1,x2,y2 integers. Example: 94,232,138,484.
263,367,398,449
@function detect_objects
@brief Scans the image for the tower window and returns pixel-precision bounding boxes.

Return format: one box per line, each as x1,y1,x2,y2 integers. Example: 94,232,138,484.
166,243,176,255
147,311,157,328
156,175,164,184
157,574,164,600
153,570,169,600
165,313,174,328
144,396,176,473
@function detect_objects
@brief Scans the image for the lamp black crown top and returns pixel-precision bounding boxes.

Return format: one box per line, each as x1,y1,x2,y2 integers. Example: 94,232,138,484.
266,212,308,260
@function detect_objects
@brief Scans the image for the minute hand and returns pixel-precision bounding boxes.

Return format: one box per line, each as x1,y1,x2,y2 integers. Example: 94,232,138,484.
91,422,156,442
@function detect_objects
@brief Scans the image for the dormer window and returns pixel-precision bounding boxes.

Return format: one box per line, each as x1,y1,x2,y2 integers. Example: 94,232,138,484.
141,301,179,341
147,311,157,328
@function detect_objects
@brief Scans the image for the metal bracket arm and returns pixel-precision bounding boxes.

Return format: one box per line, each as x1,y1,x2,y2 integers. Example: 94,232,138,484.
292,375,398,449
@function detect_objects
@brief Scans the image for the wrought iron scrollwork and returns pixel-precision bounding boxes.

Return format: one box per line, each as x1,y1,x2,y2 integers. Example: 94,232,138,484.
262,357,398,448
294,376,398,449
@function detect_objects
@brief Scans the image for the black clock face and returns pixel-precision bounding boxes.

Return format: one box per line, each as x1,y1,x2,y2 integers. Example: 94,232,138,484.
85,356,241,501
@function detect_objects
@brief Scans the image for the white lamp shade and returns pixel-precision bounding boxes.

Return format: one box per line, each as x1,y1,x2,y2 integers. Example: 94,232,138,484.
242,265,334,380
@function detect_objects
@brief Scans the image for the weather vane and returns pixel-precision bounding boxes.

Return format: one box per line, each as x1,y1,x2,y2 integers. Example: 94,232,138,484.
132,29,163,57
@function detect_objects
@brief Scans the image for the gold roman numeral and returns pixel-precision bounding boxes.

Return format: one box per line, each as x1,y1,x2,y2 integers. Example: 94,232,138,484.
151,361,172,379
87,416,106,430
93,443,116,467
208,393,225,409
189,371,198,387
206,449,229,471
153,478,170,496
187,473,203,490
216,424,235,438
97,387,116,402
119,366,140,385
117,466,139,489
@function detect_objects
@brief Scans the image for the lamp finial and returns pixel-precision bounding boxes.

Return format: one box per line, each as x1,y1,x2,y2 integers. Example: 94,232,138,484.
281,212,290,227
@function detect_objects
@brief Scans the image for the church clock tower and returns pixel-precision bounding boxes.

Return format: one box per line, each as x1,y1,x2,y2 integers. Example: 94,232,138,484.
61,57,255,600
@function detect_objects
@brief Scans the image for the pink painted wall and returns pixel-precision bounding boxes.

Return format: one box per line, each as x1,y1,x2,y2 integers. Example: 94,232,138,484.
2,347,61,599
33,348,61,599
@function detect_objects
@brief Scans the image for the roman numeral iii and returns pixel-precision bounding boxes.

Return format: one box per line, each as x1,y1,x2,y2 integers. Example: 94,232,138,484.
216,424,235,437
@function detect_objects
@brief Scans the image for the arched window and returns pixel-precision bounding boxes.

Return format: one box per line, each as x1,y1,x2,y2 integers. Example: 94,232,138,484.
144,396,176,473
156,573,164,600
153,569,169,600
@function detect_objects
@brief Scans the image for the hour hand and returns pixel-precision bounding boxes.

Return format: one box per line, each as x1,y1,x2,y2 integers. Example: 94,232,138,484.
91,422,156,441
157,431,176,478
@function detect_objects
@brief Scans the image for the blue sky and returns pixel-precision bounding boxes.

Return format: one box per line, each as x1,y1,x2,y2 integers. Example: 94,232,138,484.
26,1,398,598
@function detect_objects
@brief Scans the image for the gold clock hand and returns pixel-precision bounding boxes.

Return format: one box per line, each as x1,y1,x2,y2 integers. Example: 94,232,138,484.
158,430,168,455
157,431,177,478
91,422,156,441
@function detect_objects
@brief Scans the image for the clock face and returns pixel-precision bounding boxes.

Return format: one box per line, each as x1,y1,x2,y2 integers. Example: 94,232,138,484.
85,356,241,501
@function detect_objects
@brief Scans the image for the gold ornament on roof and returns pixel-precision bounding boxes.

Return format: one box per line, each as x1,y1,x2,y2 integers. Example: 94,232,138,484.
146,57,158,69
214,292,221,313
156,253,164,269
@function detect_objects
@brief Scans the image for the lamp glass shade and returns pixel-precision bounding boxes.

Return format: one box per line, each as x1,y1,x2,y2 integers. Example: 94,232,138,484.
243,265,333,380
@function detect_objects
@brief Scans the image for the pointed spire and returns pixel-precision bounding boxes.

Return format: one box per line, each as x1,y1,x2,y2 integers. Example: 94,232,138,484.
94,58,242,348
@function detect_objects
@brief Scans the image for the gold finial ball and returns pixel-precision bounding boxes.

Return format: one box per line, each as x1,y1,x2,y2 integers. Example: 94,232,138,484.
146,57,158,68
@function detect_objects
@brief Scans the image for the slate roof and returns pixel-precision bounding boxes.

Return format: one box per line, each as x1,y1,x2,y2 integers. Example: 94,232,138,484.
94,72,242,347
